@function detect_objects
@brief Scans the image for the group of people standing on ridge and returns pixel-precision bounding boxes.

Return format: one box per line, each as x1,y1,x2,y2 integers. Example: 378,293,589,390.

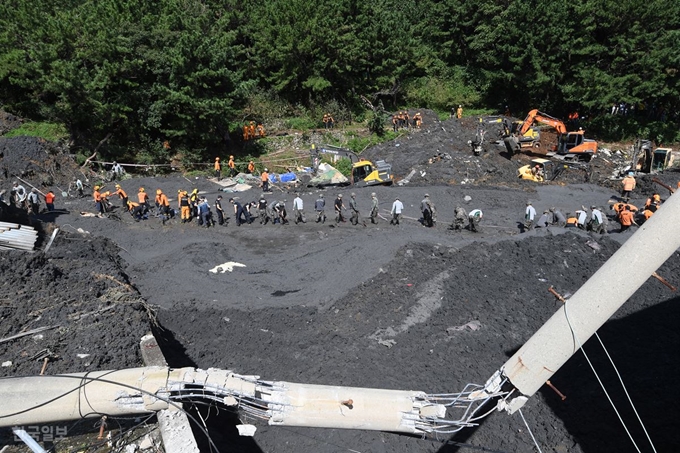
242,121,265,141
392,111,423,131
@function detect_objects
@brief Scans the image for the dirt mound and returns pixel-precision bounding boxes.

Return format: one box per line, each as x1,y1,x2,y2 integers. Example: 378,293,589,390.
0,110,22,135
0,232,152,378
0,136,82,189
362,114,522,187
156,232,680,452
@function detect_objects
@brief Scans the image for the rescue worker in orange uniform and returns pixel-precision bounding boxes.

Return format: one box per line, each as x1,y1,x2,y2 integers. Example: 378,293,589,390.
414,112,422,128
261,168,270,192
392,113,398,132
113,184,128,210
93,185,104,215
327,113,334,129
322,114,329,129
155,189,171,222
247,160,256,174
456,105,463,119
618,205,636,232
127,200,144,221
178,190,191,223
256,123,265,137
243,123,249,141
138,187,150,214
621,172,636,201
45,190,55,211
100,190,112,213
248,121,256,139
228,155,236,177
403,111,410,129
214,157,221,180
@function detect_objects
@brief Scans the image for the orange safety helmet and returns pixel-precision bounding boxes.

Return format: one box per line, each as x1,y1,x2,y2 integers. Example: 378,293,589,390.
115,184,121,188
156,189,162,195
139,187,145,192
94,185,101,190
215,157,220,161
229,155,234,159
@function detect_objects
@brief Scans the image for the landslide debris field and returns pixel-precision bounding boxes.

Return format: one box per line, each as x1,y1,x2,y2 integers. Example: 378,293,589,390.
1,113,679,452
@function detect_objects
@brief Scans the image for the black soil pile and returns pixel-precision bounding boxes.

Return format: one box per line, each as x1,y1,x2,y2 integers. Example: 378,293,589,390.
157,232,680,453
0,136,83,189
0,110,22,135
363,114,523,187
0,232,152,378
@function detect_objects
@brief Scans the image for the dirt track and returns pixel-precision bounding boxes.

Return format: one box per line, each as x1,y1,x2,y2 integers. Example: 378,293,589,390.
1,118,680,452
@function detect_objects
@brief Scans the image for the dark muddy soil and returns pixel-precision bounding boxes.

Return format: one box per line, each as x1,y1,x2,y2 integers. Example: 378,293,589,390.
1,112,679,452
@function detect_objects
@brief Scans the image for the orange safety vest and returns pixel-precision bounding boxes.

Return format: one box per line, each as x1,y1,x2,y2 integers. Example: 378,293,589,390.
45,192,55,204
248,162,255,173
228,158,235,169
261,171,269,182
114,188,127,199
215,160,221,171
619,210,634,226
138,192,149,203
93,190,101,202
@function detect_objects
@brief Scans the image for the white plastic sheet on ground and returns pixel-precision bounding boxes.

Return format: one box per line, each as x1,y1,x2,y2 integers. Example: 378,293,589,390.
209,262,247,273
308,163,348,186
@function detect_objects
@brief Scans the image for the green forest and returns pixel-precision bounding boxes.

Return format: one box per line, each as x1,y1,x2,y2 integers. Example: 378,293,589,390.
1,0,679,161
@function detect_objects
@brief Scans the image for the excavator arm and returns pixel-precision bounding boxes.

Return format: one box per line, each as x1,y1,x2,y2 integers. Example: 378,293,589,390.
519,109,567,135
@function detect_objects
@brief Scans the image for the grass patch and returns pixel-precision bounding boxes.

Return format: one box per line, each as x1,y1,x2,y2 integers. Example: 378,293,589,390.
284,116,317,130
4,121,69,141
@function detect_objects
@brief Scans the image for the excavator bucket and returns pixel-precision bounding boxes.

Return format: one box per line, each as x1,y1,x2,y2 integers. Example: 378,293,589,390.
503,136,520,155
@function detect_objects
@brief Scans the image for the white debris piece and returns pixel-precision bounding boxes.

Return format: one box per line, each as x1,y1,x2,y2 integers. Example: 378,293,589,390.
209,262,247,273
1,361,12,367
236,424,257,436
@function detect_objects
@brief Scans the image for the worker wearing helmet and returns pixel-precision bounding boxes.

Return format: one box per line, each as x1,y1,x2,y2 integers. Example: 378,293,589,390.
138,187,150,214
228,155,236,177
155,189,171,223
113,184,128,211
93,185,104,215
127,200,145,222
348,192,364,226
456,105,463,119
421,194,435,227
178,190,191,223
189,188,199,218
370,192,379,224
247,160,256,174
256,123,266,137
621,173,636,202
315,194,326,223
334,194,346,223
261,168,270,192
214,157,221,180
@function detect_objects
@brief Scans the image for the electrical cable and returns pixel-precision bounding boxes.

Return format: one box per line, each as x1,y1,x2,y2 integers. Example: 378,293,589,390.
518,409,543,453
594,332,658,453
0,372,220,453
563,301,642,453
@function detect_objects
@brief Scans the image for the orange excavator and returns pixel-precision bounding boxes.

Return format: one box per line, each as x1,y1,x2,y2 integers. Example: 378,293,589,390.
504,109,598,160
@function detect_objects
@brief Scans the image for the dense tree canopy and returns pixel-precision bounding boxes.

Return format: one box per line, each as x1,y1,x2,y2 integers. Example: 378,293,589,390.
0,0,678,158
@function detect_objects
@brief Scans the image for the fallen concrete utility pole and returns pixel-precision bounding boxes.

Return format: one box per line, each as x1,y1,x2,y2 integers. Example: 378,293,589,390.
0,366,498,436
482,188,680,414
